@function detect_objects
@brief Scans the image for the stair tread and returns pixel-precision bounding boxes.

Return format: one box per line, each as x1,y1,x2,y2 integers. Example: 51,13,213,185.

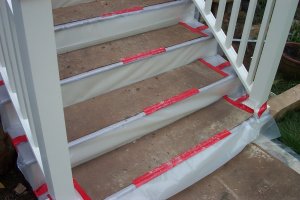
64,60,223,142
72,98,251,199
53,0,174,25
58,24,202,80
171,144,300,200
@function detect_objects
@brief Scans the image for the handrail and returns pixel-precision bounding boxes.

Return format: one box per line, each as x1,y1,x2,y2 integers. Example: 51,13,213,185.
193,0,298,110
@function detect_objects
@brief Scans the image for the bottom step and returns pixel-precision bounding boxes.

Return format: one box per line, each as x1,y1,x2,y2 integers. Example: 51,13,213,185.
72,98,252,199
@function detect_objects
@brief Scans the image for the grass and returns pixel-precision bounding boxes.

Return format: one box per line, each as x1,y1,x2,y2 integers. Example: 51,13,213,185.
277,111,300,154
271,72,300,95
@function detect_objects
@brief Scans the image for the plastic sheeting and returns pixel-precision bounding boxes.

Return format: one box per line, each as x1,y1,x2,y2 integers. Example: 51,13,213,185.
55,1,195,53
61,35,218,107
105,113,275,200
69,71,241,167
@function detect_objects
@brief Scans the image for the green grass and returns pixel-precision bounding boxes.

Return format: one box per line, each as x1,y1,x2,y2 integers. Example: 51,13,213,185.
277,111,300,154
271,73,300,95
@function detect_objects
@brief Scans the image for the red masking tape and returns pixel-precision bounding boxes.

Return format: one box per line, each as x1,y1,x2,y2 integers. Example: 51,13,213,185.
34,180,91,199
12,135,28,148
223,95,254,114
199,59,229,77
47,194,53,200
0,80,4,86
73,179,91,200
34,184,48,197
144,88,200,115
132,130,231,187
258,102,268,118
215,61,231,70
179,21,209,36
101,6,144,17
121,47,166,64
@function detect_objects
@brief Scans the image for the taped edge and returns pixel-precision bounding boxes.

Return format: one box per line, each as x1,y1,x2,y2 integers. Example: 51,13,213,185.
132,130,231,187
101,6,144,17
0,80,5,86
11,135,28,148
121,47,166,64
34,179,91,200
143,88,200,115
179,21,209,37
198,58,229,77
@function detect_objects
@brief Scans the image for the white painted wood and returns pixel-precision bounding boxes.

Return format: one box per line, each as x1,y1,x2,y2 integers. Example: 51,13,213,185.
215,0,227,31
193,0,250,92
204,0,213,14
247,0,275,84
0,1,16,92
236,0,257,66
11,0,76,199
225,0,241,48
249,0,298,108
4,0,28,118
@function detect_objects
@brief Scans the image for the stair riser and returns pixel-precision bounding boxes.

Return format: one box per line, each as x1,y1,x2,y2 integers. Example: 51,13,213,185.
69,74,241,167
55,0,195,54
61,37,218,107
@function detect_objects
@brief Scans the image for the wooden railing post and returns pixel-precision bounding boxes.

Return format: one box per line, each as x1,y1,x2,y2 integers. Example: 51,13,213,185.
249,0,298,109
11,0,76,199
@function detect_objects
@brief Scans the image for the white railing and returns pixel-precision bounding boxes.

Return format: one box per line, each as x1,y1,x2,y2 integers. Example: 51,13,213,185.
193,0,298,111
0,0,76,199
0,0,298,199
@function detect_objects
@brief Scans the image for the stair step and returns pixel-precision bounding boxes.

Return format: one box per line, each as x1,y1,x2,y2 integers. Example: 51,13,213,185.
64,60,223,142
72,98,251,199
53,0,174,25
58,23,202,80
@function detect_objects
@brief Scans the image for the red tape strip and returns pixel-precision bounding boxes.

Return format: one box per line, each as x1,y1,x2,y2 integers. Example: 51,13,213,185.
199,59,229,77
12,135,28,148
73,179,92,200
258,102,268,118
101,6,144,17
34,180,91,199
223,95,254,114
132,130,231,187
179,21,209,36
215,61,231,70
144,88,200,115
121,47,166,64
0,80,4,86
34,184,48,197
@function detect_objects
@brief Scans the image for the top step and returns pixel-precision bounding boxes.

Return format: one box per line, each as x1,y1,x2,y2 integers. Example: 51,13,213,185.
53,0,174,25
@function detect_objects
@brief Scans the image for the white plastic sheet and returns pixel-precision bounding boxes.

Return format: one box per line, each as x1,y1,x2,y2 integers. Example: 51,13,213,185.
55,1,194,53
61,36,218,107
106,113,274,200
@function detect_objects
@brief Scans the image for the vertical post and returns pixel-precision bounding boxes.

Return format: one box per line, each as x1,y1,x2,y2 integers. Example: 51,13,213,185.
249,0,298,108
12,0,76,199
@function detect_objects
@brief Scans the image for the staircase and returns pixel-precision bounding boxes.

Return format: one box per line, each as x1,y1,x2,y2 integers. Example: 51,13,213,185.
0,0,298,199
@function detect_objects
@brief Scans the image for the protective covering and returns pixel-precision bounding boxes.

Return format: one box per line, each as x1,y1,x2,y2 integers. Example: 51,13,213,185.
55,1,195,53
69,72,241,167
105,113,275,200
61,34,217,107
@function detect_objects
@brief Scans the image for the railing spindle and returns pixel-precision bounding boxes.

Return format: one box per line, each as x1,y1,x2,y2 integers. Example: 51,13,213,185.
215,0,227,31
247,0,275,84
205,0,213,14
0,1,16,92
225,0,241,48
236,0,257,66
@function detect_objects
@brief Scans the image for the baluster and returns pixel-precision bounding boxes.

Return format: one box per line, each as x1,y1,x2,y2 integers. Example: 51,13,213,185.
215,0,227,31
205,0,213,14
247,0,275,84
225,0,241,48
236,0,257,66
